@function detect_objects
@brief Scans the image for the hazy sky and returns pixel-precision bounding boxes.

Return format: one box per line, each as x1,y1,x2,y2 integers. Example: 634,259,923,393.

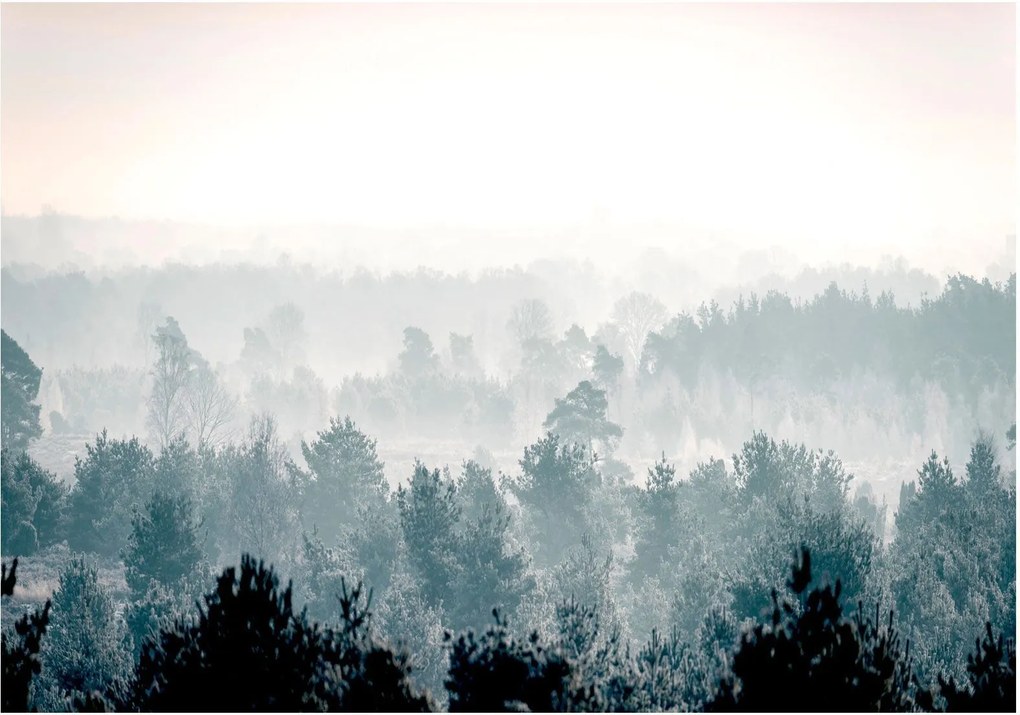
1,3,1015,265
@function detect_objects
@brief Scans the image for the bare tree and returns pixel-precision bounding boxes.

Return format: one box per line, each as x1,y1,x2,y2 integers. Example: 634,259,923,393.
186,365,237,449
264,302,308,373
611,291,667,369
508,298,554,346
146,318,192,450
229,415,296,563
135,301,164,367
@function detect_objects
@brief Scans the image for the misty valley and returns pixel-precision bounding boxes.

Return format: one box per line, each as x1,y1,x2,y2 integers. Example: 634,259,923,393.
0,258,1015,712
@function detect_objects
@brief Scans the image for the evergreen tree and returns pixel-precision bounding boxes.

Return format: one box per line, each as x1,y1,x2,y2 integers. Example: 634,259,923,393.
67,432,157,557
591,345,624,393
1,448,40,555
710,549,932,712
632,454,686,580
456,460,502,525
299,416,388,541
542,381,623,455
36,557,133,711
1,449,68,556
939,622,1016,712
506,433,600,566
122,490,206,599
1,330,43,453
399,327,440,380
397,463,461,611
965,434,1002,497
445,612,583,712
133,555,429,711
453,502,533,633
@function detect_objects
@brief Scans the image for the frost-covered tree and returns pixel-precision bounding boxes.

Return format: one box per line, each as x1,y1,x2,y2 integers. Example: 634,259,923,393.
146,317,194,450
1,448,43,555
185,363,237,449
376,563,448,702
297,530,360,624
67,432,156,557
122,491,206,600
506,433,601,565
397,463,461,611
965,433,1003,497
224,415,299,564
555,533,618,635
457,460,502,525
453,501,533,633
939,622,1016,712
36,557,133,711
896,450,959,533
299,416,388,541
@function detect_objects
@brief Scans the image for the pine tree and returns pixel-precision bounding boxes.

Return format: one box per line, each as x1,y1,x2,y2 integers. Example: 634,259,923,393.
299,416,388,541
965,435,1002,497
67,432,157,557
710,549,932,711
133,555,429,711
939,622,1016,712
36,557,133,711
397,462,462,611
1,330,43,453
123,490,206,599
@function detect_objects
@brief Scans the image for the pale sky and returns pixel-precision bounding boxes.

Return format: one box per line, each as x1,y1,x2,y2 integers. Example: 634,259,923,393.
1,2,1015,266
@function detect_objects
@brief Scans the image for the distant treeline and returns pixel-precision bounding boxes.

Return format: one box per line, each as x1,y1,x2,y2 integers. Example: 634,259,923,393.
641,273,1015,396
5,270,1014,467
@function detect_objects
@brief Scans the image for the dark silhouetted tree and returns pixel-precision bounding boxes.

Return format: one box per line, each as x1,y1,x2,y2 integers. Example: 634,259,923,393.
445,611,582,712
133,555,429,711
939,622,1016,712
2,559,51,712
711,548,932,712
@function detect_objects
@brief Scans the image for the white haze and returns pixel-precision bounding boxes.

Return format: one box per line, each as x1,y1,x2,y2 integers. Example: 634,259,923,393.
0,3,1015,528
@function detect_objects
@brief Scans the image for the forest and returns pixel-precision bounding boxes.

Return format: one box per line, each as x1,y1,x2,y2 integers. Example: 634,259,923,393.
0,263,1015,712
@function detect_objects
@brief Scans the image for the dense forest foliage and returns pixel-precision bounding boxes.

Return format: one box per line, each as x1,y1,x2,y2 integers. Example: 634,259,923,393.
1,266,1015,712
